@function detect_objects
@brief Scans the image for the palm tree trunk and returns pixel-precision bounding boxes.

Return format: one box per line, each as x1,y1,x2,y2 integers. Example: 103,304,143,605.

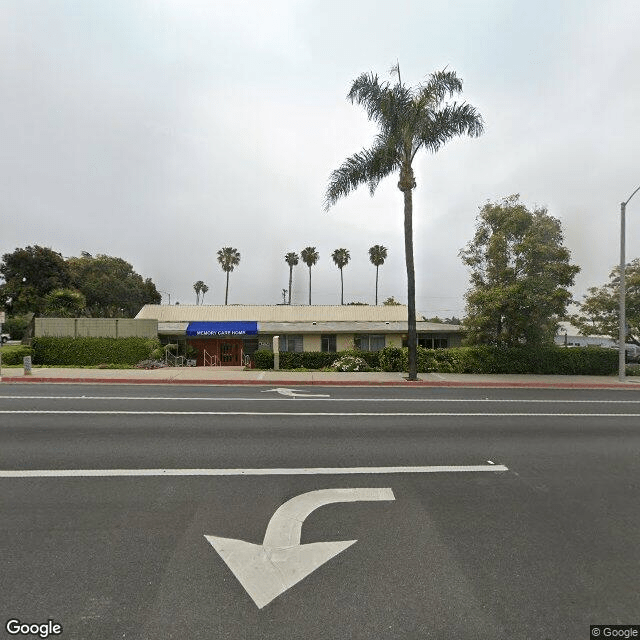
308,267,312,305
375,266,379,305
340,268,344,305
225,272,229,305
289,266,293,305
404,188,417,380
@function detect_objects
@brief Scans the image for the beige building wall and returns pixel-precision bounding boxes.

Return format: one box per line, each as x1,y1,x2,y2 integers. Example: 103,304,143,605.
35,318,157,338
35,318,76,337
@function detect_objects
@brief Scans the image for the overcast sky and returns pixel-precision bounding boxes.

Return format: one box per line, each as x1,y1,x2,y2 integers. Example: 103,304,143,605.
2,0,639,316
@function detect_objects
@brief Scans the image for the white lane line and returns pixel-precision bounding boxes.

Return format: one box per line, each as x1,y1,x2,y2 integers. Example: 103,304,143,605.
1,395,640,403
0,465,509,477
0,410,639,416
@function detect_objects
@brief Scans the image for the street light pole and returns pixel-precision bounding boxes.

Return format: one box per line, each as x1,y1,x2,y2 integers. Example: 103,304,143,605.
158,290,171,305
619,185,640,381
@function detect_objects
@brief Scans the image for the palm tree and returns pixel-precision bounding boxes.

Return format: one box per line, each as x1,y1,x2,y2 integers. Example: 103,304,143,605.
300,247,319,305
331,248,350,305
200,283,209,304
284,252,299,305
217,247,241,305
193,280,205,305
324,64,483,380
368,245,388,305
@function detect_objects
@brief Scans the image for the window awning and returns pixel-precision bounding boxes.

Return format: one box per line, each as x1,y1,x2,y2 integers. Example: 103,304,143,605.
186,321,258,337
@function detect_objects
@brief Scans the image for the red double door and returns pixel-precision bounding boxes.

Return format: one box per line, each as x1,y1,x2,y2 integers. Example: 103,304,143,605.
189,338,243,366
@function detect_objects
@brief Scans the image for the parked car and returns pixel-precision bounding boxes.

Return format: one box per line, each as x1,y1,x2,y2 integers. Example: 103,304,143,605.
1,333,10,344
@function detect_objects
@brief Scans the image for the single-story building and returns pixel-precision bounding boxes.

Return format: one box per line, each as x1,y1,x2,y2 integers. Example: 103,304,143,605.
134,305,464,366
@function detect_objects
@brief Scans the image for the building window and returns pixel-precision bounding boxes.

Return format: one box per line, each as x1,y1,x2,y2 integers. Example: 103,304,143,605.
321,334,337,352
280,334,303,352
416,334,448,349
354,334,385,351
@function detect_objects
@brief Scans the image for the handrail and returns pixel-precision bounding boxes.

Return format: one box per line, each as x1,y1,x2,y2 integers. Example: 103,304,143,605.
203,349,220,367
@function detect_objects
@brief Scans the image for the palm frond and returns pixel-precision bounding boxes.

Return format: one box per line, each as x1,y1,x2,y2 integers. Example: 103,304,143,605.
324,144,397,209
420,69,464,105
414,102,484,158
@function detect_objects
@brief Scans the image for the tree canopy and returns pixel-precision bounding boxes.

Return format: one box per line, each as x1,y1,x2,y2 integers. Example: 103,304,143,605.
0,247,161,318
0,245,71,315
571,258,640,346
68,253,161,317
460,195,580,346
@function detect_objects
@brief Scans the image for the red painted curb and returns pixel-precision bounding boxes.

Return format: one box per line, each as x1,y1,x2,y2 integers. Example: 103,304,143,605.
1,376,638,389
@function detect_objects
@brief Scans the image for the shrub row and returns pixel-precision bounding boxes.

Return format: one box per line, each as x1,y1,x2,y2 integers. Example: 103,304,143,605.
253,345,617,375
32,337,160,366
378,345,617,375
0,345,34,365
252,349,380,370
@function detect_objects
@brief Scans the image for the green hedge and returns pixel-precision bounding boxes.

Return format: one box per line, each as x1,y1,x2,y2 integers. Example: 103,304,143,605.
32,337,160,366
253,345,617,375
0,345,34,365
378,345,617,375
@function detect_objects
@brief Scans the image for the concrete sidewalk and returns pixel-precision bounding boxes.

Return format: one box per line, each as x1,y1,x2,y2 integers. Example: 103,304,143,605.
1,366,640,388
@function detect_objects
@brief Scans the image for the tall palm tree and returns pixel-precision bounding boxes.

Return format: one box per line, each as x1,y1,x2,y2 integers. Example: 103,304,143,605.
368,245,388,305
324,64,483,379
331,248,350,305
300,247,319,305
217,247,241,305
193,280,205,305
200,283,209,304
284,252,299,305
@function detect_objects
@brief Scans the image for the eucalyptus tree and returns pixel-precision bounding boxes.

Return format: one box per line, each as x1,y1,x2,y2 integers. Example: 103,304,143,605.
217,247,241,305
331,248,351,305
325,64,483,379
368,244,388,305
300,247,319,305
200,283,209,304
284,252,299,305
193,280,205,305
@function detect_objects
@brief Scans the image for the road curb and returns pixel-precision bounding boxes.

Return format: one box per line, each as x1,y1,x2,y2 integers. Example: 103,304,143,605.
1,376,639,389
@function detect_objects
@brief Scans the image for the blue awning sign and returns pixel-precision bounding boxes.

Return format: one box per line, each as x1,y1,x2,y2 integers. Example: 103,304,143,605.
186,321,258,337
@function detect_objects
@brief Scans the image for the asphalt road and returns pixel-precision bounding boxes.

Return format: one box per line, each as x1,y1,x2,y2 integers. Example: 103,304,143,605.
0,383,639,640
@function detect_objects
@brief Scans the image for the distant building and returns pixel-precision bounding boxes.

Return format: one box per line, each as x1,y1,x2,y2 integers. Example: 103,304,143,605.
135,305,464,366
554,321,616,348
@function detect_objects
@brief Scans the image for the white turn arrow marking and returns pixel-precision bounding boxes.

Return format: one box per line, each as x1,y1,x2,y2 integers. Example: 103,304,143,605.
261,387,330,398
204,487,395,608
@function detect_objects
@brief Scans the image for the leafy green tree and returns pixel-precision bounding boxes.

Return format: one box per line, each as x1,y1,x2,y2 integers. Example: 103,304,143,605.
460,195,580,346
0,245,71,315
331,248,351,305
217,247,241,305
382,296,402,306
200,283,209,304
571,258,640,347
325,64,483,379
300,247,319,305
67,252,161,317
42,288,87,317
368,245,388,305
284,252,299,305
193,280,205,305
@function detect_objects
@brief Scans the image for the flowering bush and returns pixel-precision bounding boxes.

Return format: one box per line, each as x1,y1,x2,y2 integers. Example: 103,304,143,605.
331,355,370,372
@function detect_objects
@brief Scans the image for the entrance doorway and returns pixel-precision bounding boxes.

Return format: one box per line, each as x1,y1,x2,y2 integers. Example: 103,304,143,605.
188,338,244,366
219,339,242,365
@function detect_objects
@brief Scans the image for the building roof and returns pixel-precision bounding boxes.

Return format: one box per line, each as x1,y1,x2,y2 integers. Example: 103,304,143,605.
137,304,414,323
157,320,462,335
